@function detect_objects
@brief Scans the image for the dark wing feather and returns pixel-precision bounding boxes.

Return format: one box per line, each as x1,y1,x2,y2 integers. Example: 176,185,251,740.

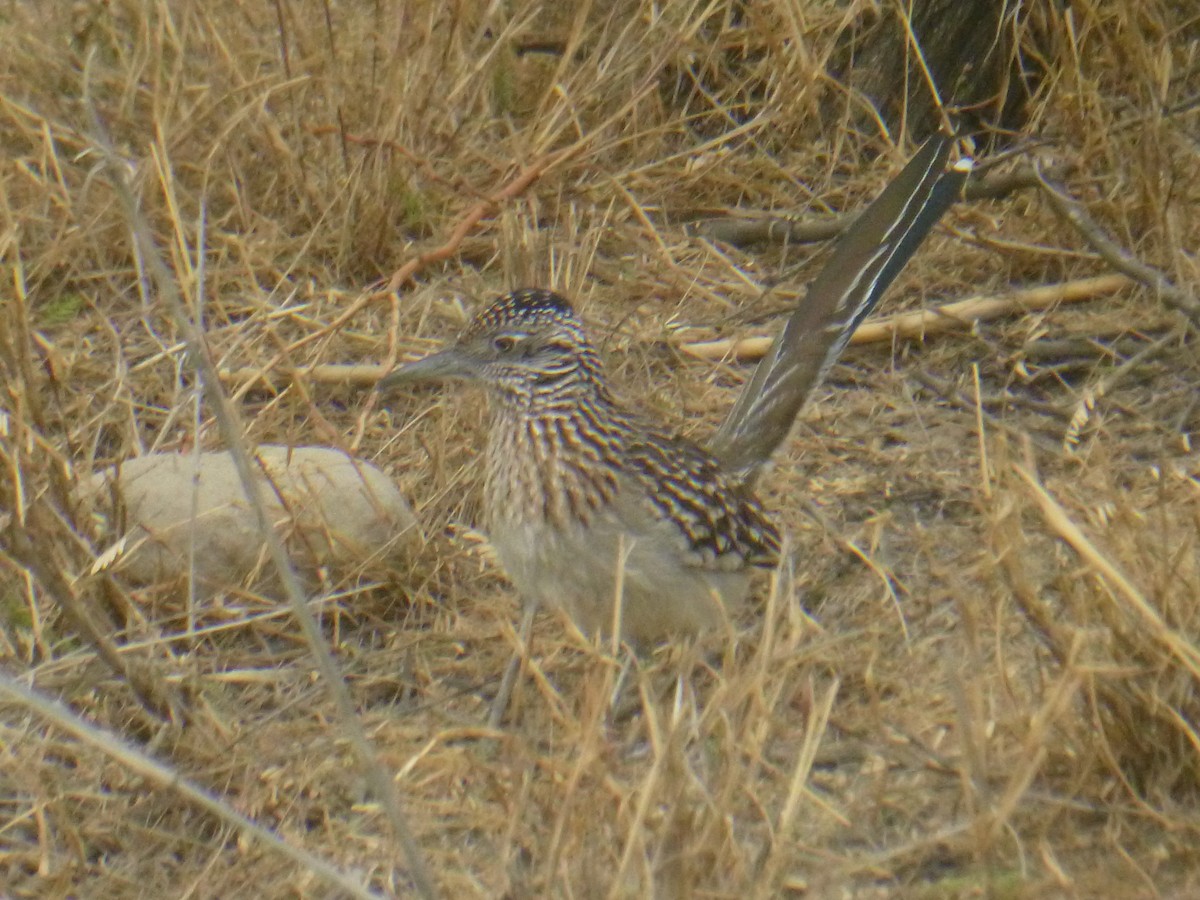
709,134,970,482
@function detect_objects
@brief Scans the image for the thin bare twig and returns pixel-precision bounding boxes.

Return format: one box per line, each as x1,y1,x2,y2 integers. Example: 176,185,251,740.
278,149,567,367
381,151,569,294
1035,167,1200,324
3,507,184,722
0,673,379,900
1013,464,1200,681
306,124,482,198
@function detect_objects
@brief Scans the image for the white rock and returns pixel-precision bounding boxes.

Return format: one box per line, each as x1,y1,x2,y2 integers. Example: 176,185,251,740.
87,446,418,596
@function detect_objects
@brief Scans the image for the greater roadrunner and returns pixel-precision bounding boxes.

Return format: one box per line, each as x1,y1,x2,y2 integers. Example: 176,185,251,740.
380,134,970,645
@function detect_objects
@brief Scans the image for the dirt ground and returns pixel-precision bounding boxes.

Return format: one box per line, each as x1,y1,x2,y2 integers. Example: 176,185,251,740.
1,2,1198,897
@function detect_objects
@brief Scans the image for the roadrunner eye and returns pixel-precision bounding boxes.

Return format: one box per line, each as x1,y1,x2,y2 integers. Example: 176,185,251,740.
491,335,518,353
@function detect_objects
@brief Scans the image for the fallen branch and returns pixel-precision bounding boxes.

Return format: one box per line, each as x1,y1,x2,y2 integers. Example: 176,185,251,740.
691,162,1076,248
680,274,1132,363
220,363,388,388
693,214,846,248
963,161,1077,201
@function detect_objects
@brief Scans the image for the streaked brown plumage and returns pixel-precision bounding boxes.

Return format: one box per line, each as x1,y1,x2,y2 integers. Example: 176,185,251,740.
379,134,971,643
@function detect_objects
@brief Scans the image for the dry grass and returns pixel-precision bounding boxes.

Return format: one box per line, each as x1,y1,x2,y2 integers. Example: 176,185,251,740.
1,1,1199,896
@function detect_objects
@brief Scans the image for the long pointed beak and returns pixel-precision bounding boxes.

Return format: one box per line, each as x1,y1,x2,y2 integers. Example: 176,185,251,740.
376,347,477,394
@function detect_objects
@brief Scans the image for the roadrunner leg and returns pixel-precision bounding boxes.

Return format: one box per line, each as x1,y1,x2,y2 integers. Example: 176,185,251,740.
488,602,537,727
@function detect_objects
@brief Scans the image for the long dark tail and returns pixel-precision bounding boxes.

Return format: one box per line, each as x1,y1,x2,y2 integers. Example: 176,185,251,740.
708,133,971,482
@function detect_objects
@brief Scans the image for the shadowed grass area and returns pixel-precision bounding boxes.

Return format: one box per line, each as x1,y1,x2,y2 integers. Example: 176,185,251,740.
1,1,1198,896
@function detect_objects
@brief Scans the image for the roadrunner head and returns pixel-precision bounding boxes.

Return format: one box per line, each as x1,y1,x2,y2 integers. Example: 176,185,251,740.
377,289,609,411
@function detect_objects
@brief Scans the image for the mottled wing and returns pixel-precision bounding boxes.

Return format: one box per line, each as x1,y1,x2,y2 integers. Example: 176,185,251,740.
624,434,781,570
709,133,971,482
